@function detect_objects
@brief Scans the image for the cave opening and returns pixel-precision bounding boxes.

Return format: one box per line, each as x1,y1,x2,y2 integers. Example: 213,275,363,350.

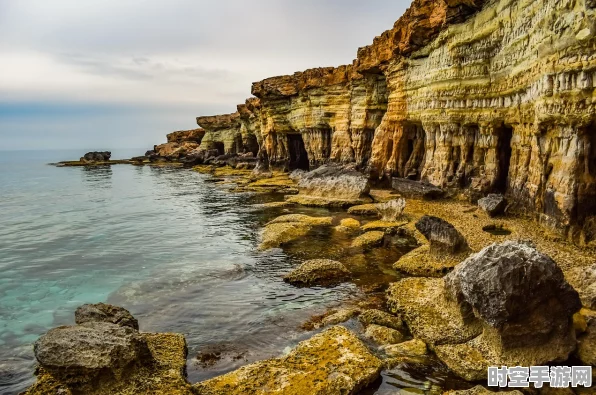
403,123,426,180
495,124,513,193
287,133,310,171
246,135,259,156
213,142,225,156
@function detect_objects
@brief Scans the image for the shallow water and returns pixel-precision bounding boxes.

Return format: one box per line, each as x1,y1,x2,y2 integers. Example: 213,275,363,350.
0,150,469,394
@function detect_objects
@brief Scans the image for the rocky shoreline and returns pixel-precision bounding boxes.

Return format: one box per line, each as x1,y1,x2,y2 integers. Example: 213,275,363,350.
34,160,596,394
39,0,596,392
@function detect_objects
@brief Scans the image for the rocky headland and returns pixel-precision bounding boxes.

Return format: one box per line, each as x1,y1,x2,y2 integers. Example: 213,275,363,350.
42,0,596,393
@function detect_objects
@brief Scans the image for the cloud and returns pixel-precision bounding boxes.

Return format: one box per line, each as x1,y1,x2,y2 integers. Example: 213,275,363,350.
0,0,409,150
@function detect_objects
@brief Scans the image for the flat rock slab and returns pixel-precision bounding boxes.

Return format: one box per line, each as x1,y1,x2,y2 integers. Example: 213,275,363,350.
393,245,464,277
351,231,385,249
285,194,372,208
259,215,333,250
283,259,350,286
391,178,444,200
361,220,407,232
194,326,383,395
347,204,380,216
387,278,482,346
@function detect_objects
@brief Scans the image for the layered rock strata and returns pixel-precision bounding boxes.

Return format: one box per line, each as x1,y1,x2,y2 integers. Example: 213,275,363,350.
195,0,596,240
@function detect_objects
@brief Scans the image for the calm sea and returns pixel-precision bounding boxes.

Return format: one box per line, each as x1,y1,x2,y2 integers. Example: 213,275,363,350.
0,150,359,394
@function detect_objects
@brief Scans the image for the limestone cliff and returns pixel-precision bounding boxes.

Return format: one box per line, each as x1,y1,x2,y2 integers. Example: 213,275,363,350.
195,0,596,240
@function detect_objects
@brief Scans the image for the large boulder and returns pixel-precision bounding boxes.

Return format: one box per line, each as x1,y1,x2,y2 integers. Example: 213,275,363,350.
75,303,139,330
444,240,581,347
477,194,507,217
81,151,111,162
286,164,372,207
283,259,350,287
415,216,467,253
34,322,153,385
194,326,383,395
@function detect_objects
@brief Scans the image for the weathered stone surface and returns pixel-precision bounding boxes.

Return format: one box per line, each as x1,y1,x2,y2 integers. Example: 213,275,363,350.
321,308,361,327
364,324,405,345
283,259,350,287
415,216,467,253
347,204,380,216
194,326,383,395
358,309,405,331
167,128,205,144
391,178,445,200
387,277,483,346
81,152,111,163
377,198,406,221
566,264,596,309
351,231,385,249
334,218,361,233
444,241,582,347
361,220,407,232
478,194,507,217
287,164,372,207
34,322,152,384
382,339,427,357
75,303,139,330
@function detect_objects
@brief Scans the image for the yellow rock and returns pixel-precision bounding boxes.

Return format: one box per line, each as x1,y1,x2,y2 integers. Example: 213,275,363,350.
351,231,385,249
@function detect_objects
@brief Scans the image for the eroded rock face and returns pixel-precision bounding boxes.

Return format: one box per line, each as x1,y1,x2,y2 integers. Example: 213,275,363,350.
194,326,383,395
75,303,139,330
193,0,596,239
415,216,467,253
444,240,581,347
377,198,406,221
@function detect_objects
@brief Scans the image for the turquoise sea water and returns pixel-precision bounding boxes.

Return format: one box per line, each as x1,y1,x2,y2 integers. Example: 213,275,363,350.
0,150,360,394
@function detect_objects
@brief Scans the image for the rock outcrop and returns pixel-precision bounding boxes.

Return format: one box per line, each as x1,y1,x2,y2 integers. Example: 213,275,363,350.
25,305,193,395
80,151,111,163
283,259,350,287
194,326,383,395
192,0,596,240
148,128,205,162
388,241,582,381
415,215,468,253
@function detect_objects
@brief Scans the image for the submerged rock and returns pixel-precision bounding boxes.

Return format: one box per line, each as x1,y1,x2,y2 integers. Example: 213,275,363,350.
283,259,350,287
415,215,467,254
351,231,385,249
75,303,139,330
377,198,406,221
259,214,333,250
334,218,361,233
477,194,506,217
194,326,383,395
443,386,523,395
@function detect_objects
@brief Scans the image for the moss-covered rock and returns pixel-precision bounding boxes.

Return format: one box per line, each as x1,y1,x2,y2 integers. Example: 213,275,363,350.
382,339,427,357
194,326,383,395
387,278,482,346
393,245,463,277
347,204,380,216
259,214,333,250
358,309,404,331
334,218,361,233
283,259,350,287
351,231,385,249
364,324,405,345
361,220,407,232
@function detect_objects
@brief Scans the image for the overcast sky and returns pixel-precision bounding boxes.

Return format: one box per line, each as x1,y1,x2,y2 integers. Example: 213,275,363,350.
0,0,408,151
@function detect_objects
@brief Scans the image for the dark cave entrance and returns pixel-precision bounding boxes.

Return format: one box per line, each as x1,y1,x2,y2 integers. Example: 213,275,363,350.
287,133,310,171
495,124,513,193
402,123,426,180
213,142,225,156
